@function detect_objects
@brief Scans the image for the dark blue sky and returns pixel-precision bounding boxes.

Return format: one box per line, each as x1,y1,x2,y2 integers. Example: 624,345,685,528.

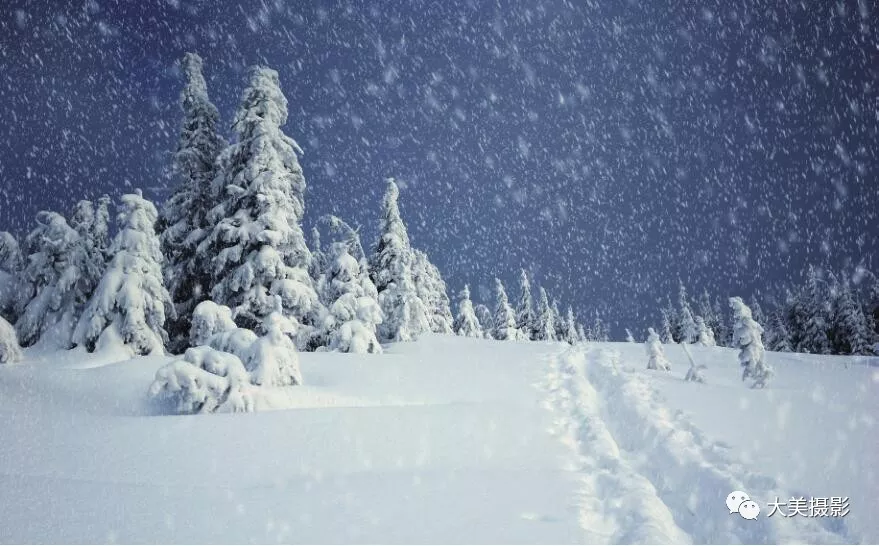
1,0,876,335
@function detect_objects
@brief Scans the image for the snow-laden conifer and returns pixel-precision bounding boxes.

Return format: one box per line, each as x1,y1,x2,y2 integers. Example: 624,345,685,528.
248,303,303,387
309,227,328,289
474,303,493,338
205,66,321,344
645,327,671,371
323,240,383,354
0,316,22,364
677,282,698,343
369,179,428,342
0,231,25,322
625,328,636,343
831,282,873,355
16,211,95,349
73,191,173,355
492,278,526,340
695,316,716,346
160,53,228,351
564,306,579,344
552,300,569,342
515,269,536,339
730,296,772,388
412,249,453,334
453,284,483,338
660,308,674,344
534,287,556,341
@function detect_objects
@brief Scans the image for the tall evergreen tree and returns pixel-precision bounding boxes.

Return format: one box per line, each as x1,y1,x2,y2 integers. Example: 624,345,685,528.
534,287,556,341
564,306,579,344
0,231,25,322
830,281,873,355
323,240,383,354
492,278,526,341
412,249,454,334
677,282,698,343
474,303,494,339
74,191,173,355
369,178,428,342
309,226,328,289
515,269,537,339
552,299,568,341
16,211,95,349
161,53,227,351
660,308,674,344
765,311,792,352
798,265,832,354
453,284,483,338
205,66,321,345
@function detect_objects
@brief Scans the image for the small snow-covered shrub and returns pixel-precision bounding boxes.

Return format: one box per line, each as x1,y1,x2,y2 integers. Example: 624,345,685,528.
205,327,259,361
645,327,671,371
190,300,237,347
149,346,255,414
0,316,22,364
248,311,302,387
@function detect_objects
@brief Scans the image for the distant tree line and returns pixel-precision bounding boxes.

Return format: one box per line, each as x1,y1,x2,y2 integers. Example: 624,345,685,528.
653,270,878,356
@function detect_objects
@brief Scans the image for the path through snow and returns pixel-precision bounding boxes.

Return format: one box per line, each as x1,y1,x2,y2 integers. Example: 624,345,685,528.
543,344,857,544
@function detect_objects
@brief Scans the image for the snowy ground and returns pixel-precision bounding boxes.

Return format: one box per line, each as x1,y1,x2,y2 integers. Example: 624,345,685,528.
0,335,875,544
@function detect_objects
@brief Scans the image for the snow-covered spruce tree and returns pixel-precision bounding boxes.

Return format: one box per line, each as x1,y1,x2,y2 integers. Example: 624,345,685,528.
577,323,587,343
660,307,675,344
695,316,716,347
645,327,671,371
160,52,228,352
474,303,494,338
323,241,383,354
309,227,328,289
73,191,174,355
93,195,111,258
369,178,428,342
564,306,579,344
711,296,730,346
796,265,832,354
831,282,873,355
591,316,609,342
492,278,527,340
515,269,537,339
534,287,556,341
729,296,773,388
16,211,95,349
412,249,454,334
0,231,25,322
749,296,767,332
552,300,569,341
677,282,698,343
69,200,106,297
625,328,636,343
765,311,793,353
205,66,321,346
453,284,483,338
0,315,22,364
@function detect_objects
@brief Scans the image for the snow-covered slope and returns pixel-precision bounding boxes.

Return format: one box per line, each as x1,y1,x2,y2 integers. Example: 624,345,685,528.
0,335,875,544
